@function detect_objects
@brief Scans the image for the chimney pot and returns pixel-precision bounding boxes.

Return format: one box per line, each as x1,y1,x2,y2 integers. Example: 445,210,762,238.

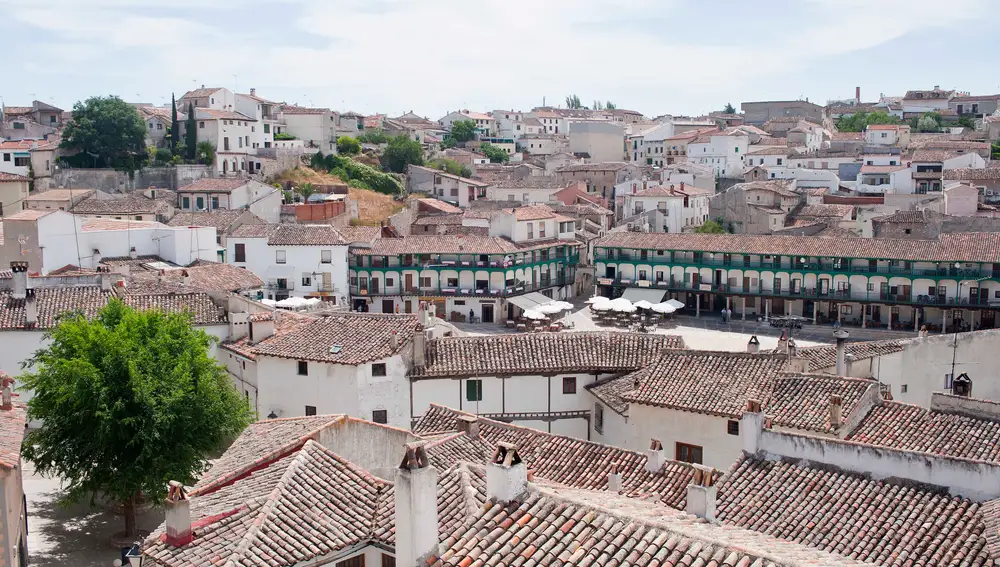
0,374,13,411
395,442,439,567
645,439,665,473
685,464,718,521
607,462,622,493
456,415,479,437
834,329,850,376
24,288,37,326
487,442,527,503
829,394,843,430
164,480,193,547
412,325,427,367
10,261,28,300
746,335,760,354
844,353,855,377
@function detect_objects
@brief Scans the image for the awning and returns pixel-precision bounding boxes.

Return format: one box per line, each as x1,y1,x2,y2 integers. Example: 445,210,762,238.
507,296,540,310
621,287,666,304
522,292,552,305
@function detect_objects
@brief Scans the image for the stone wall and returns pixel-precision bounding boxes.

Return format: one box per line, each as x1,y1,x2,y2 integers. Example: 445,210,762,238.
51,165,212,192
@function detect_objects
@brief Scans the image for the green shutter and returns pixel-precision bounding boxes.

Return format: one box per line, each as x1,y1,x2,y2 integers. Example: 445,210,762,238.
465,379,482,402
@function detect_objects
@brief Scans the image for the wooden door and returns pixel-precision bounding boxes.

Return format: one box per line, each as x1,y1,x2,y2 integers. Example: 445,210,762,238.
404,273,414,293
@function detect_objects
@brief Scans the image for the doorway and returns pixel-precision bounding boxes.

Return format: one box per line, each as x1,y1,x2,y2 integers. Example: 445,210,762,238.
482,304,494,324
381,299,395,313
605,266,616,279
405,273,414,293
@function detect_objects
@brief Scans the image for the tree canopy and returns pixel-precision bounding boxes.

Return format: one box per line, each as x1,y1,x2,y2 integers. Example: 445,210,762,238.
565,94,583,109
695,219,727,234
60,96,148,175
381,135,424,173
913,112,941,133
20,300,251,538
185,102,197,160
480,142,509,163
723,103,736,114
835,111,902,132
336,136,361,155
449,120,478,143
429,158,472,178
169,93,179,154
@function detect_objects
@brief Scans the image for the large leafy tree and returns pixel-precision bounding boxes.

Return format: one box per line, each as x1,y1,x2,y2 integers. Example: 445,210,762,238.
565,94,582,109
835,111,902,132
695,219,727,234
336,136,361,155
381,135,424,173
169,93,179,154
185,102,198,160
60,95,147,175
723,103,736,114
20,300,251,539
480,142,509,163
449,119,478,143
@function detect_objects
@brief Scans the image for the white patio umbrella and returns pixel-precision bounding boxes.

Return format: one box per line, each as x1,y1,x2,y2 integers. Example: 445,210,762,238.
259,298,277,306
585,296,609,304
651,302,677,314
632,300,654,310
523,309,548,320
610,297,637,313
535,302,565,315
276,297,309,309
666,299,685,309
591,300,614,311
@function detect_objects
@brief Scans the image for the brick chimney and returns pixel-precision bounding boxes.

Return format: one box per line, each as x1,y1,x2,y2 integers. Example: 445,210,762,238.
24,288,37,326
248,315,275,345
645,439,664,473
746,335,760,354
456,415,479,437
607,462,622,493
844,353,854,377
685,464,717,521
829,394,843,430
229,311,249,340
833,329,849,376
390,330,399,351
129,247,138,260
487,442,527,503
10,261,28,300
0,374,14,411
741,399,766,454
164,481,193,547
395,442,439,567
250,88,256,96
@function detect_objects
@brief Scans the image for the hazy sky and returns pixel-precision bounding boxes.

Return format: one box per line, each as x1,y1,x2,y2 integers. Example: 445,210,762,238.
3,0,998,119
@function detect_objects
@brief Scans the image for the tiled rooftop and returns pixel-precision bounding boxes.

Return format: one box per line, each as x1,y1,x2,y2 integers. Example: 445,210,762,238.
267,224,346,246
795,204,854,218
220,311,317,361
944,168,1000,181
120,293,226,325
125,263,264,294
716,453,995,566
164,209,252,230
411,331,684,378
178,178,252,193
555,162,630,173
72,192,175,215
415,404,710,510
0,402,27,469
847,397,1000,462
251,313,420,364
594,230,1000,264
621,351,876,433
795,339,907,371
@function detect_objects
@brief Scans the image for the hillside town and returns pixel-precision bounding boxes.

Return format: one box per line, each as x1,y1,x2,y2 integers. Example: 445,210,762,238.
6,72,1000,566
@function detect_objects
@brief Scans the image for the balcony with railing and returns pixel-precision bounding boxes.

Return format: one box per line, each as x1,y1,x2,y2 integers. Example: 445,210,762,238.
593,250,1000,280
351,251,580,272
350,275,573,298
594,275,996,307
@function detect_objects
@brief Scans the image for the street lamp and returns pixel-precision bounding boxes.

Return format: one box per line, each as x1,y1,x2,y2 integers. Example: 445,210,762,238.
113,541,143,566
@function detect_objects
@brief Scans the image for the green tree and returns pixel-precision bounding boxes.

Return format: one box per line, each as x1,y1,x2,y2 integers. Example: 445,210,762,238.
60,96,147,176
992,140,1000,160
480,142,509,163
195,141,215,166
695,219,727,234
154,148,172,164
429,158,472,178
914,112,941,133
605,101,616,110
956,116,976,129
441,135,458,149
297,182,316,201
835,111,903,132
593,100,602,111
381,135,424,173
723,103,736,114
185,102,197,160
336,136,361,155
565,94,582,109
20,300,251,539
357,130,389,144
169,93,179,154
450,120,478,143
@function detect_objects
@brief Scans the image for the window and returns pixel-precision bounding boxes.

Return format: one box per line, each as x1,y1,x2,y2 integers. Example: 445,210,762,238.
527,222,534,239
945,373,954,390
881,132,887,138
156,122,163,130
594,403,604,434
447,277,458,287
372,410,388,424
302,274,312,286
199,121,205,129
182,196,191,209
196,196,205,210
562,377,577,394
224,137,230,151
675,442,703,464
234,243,246,262
900,384,908,393
211,196,219,210
13,157,28,167
321,250,332,263
264,124,270,133
276,250,286,263
466,379,483,402
372,363,387,377
727,420,740,436
12,122,24,130
419,276,431,288
776,158,783,165
305,405,317,416
297,360,308,375
336,555,366,567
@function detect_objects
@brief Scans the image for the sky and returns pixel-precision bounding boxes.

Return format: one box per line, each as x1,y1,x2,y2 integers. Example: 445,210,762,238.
3,0,999,120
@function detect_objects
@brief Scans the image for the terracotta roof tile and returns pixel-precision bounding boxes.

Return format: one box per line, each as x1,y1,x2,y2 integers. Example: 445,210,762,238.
847,397,1000,462
944,168,1000,181
0,173,29,182
178,178,252,193
795,339,907,371
71,192,174,215
220,311,318,360
120,293,226,325
252,313,420,364
267,224,346,245
165,210,252,230
795,204,854,218
411,332,684,378
125,264,264,294
0,287,110,330
0,402,26,469
716,453,993,566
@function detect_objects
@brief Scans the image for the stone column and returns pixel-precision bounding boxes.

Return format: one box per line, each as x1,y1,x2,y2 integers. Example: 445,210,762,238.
914,308,919,332
862,304,867,328
942,310,947,334
742,296,746,320
887,307,892,330
764,299,769,320
813,303,818,325
696,294,700,318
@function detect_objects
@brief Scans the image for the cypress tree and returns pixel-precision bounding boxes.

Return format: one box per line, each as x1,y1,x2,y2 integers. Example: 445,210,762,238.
185,102,197,160
169,93,179,154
